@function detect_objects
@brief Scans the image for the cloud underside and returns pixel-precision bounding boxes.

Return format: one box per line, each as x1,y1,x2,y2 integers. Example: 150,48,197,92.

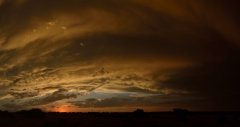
0,0,240,111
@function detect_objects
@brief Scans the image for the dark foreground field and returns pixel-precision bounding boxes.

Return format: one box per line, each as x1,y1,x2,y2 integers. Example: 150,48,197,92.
0,110,239,127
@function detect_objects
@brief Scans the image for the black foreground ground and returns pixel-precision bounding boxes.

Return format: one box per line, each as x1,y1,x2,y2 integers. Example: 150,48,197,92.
0,109,239,127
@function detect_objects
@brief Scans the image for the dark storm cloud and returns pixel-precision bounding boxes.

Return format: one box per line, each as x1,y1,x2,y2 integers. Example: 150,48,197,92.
160,50,240,110
0,88,80,111
9,91,39,99
70,93,195,108
1,103,25,111
0,0,240,111
25,88,78,106
0,0,239,60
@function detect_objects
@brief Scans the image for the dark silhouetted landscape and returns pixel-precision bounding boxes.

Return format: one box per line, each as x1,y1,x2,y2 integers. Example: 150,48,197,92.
0,109,239,127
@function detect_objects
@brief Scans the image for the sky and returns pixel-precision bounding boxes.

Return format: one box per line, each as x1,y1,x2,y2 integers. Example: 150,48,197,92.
0,0,240,112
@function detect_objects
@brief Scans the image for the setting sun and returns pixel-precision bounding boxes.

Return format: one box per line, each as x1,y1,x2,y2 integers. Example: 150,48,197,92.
56,106,69,113
50,105,74,113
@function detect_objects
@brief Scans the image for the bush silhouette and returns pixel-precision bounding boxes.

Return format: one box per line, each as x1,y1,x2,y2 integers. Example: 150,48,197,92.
133,109,145,116
18,108,45,118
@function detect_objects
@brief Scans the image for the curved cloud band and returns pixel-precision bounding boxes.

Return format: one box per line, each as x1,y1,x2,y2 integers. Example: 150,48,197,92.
0,0,239,111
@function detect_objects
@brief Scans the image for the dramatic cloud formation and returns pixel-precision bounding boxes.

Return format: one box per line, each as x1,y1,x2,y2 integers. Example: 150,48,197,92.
0,0,239,111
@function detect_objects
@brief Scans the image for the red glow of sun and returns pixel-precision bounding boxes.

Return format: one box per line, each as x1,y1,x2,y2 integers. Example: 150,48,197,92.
48,104,82,113
53,105,72,112
57,106,69,112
